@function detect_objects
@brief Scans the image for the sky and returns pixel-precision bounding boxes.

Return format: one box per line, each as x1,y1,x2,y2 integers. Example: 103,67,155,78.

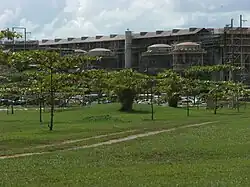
0,0,250,40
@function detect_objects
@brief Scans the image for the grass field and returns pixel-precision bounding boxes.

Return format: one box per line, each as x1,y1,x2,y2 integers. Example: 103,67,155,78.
0,103,249,186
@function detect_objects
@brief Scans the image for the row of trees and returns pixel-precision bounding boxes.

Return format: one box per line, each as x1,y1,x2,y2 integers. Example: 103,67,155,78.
1,50,247,108
0,30,249,130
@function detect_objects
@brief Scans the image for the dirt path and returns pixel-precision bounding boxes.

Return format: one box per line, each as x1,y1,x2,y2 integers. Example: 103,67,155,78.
0,121,218,160
33,129,139,149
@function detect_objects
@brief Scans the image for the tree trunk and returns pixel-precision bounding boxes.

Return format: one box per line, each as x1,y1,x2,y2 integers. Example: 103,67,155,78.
49,91,54,131
118,88,136,112
39,98,42,124
11,104,14,114
168,95,179,108
98,91,102,104
214,94,218,115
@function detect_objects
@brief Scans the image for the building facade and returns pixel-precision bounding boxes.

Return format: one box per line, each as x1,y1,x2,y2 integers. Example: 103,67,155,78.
2,27,250,82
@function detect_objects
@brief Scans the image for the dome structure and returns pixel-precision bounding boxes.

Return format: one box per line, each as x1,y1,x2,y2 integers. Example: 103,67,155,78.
175,42,200,51
74,49,87,53
140,43,172,73
88,48,113,57
176,42,199,46
147,44,172,52
172,41,206,72
89,48,111,52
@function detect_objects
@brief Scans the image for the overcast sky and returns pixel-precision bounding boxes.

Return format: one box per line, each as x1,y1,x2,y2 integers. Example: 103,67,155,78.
1,0,250,40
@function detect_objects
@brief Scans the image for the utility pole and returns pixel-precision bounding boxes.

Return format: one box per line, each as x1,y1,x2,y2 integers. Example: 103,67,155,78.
12,26,27,51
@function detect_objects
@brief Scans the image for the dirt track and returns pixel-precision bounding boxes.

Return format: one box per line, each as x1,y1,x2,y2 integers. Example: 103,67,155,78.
0,121,218,160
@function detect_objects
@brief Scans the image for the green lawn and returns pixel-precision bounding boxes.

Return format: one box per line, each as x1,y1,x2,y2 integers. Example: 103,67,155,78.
0,103,249,186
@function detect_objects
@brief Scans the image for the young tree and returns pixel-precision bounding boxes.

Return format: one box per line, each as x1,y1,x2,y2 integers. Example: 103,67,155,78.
157,70,184,108
181,79,201,116
8,50,90,130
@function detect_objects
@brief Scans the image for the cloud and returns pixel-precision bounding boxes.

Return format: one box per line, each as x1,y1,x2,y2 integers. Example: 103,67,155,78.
0,0,250,39
0,8,21,28
19,18,39,31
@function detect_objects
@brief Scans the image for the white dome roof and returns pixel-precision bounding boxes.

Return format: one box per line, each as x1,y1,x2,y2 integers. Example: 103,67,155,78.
147,44,172,53
88,48,113,57
148,44,171,48
74,49,87,53
174,42,201,51
89,48,111,52
176,42,199,46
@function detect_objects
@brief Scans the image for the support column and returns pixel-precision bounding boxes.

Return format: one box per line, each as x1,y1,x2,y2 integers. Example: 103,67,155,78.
125,30,132,68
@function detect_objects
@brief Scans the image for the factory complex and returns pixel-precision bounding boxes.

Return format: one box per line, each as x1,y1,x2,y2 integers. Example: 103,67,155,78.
2,20,250,82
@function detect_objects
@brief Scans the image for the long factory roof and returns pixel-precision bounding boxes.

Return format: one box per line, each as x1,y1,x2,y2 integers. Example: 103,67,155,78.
39,28,211,46
2,27,250,46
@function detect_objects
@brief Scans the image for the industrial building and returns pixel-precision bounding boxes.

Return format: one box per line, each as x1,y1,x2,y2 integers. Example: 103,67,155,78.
36,28,212,72
2,16,250,83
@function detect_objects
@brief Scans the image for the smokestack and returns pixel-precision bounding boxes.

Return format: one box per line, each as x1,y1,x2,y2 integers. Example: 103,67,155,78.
231,18,234,28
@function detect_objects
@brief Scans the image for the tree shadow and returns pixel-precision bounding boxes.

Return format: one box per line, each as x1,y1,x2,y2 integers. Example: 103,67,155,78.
216,112,245,116
119,109,151,114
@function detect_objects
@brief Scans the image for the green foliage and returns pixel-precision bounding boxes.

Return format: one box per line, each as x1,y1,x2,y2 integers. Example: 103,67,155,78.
1,49,249,115
0,50,10,65
0,29,22,40
108,69,148,111
109,69,148,93
84,69,109,94
157,70,185,107
184,64,242,79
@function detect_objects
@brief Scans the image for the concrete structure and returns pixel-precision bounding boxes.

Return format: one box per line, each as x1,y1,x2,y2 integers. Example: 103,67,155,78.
2,40,39,51
2,25,250,83
34,28,213,71
87,48,118,69
172,42,206,72
125,30,132,68
141,44,172,72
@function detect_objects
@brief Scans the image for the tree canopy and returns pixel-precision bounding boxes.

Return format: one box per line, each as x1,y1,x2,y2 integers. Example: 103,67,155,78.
0,49,249,129
0,29,22,40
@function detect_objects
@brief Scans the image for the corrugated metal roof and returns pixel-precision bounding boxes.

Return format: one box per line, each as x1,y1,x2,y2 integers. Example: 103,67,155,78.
39,34,125,46
39,28,208,46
